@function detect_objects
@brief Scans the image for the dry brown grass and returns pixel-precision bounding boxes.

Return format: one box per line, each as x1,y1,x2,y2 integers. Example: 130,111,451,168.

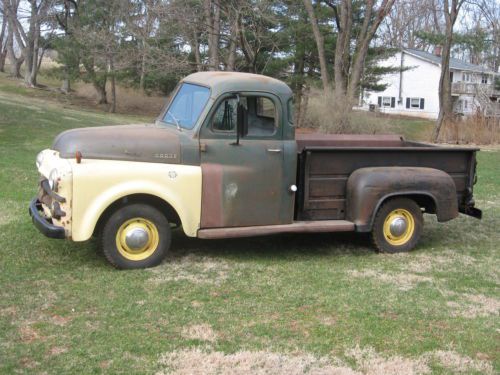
347,269,432,291
345,346,429,375
397,250,476,274
303,89,390,134
181,324,219,343
446,293,500,319
425,350,493,373
147,254,232,285
74,82,166,116
156,346,494,375
439,115,500,145
157,349,358,375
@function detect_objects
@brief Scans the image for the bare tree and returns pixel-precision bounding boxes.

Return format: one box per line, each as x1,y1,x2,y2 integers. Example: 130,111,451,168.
303,0,330,91
473,0,500,72
124,0,164,91
3,0,23,77
4,0,52,86
347,0,396,102
433,0,465,142
204,0,221,70
168,0,205,71
379,0,443,49
326,0,352,100
225,0,241,71
0,2,8,72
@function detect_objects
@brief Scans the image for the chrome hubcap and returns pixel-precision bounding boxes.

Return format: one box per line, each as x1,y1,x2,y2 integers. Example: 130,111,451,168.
389,217,407,237
125,228,150,250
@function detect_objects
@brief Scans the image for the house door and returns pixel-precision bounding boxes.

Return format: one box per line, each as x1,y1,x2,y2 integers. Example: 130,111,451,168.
199,93,289,228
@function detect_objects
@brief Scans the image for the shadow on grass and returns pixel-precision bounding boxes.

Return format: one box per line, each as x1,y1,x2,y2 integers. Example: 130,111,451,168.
80,227,376,268
167,230,374,261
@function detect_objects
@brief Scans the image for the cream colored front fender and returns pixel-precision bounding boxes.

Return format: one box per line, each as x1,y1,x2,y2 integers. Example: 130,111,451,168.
70,159,201,241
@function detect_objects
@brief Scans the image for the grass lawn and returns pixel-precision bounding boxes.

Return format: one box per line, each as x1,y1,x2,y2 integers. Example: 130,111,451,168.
0,72,498,374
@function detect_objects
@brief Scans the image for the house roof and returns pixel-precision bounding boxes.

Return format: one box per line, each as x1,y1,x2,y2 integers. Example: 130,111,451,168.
403,48,495,74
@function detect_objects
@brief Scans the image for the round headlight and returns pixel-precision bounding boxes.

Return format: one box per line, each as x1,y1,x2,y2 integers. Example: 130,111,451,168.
49,168,60,190
36,152,44,168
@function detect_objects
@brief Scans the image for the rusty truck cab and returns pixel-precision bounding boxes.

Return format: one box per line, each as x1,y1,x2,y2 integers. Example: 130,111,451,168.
176,72,298,229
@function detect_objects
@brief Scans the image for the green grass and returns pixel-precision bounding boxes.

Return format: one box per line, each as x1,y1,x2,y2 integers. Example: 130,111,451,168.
0,72,498,374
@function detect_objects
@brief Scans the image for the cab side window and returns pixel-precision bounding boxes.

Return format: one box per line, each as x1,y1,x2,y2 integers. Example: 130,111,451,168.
248,97,276,136
211,97,244,132
210,95,277,137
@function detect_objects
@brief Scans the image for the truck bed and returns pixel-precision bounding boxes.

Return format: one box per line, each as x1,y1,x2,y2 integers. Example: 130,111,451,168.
295,134,479,221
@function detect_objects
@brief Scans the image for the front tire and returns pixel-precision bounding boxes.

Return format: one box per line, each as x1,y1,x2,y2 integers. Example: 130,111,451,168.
101,204,171,269
371,198,423,253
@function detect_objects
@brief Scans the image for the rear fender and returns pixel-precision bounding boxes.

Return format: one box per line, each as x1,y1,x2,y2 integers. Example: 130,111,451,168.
346,167,458,232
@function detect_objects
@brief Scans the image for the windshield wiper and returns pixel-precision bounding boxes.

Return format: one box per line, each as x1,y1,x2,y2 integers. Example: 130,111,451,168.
166,111,182,131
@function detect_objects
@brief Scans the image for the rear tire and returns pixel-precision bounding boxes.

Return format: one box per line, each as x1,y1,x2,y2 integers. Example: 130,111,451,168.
101,204,171,269
371,198,423,254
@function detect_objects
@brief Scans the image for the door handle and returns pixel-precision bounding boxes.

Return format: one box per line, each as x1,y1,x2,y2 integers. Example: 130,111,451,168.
267,148,282,153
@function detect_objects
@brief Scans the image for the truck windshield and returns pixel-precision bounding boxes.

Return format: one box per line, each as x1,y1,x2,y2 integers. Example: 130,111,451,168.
162,83,210,130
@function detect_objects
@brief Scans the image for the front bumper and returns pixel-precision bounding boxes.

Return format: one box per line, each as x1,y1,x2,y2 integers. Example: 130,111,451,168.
29,198,66,239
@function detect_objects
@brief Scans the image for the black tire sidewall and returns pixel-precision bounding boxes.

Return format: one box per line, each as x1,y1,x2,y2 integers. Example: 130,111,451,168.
102,204,171,269
372,198,423,254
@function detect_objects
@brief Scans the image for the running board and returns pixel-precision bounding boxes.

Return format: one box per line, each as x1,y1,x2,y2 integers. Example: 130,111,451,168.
197,220,355,239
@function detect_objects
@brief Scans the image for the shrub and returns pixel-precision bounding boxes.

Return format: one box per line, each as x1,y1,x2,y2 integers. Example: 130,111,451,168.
302,88,390,134
438,115,500,145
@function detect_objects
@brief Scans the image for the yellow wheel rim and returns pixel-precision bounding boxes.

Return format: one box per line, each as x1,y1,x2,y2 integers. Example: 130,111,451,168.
382,209,415,246
115,218,159,261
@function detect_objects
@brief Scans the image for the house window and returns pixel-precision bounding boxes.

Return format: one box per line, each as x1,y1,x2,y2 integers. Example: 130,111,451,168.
378,96,395,108
462,73,471,82
406,97,425,110
481,75,488,84
463,99,468,110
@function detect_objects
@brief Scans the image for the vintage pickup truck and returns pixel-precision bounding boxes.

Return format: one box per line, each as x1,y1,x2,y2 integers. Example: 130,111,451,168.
29,72,482,269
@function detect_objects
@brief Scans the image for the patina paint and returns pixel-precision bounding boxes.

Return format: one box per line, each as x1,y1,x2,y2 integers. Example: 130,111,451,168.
198,92,291,227
346,167,459,231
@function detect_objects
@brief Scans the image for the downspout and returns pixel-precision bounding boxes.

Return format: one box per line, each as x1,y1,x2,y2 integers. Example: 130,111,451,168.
398,49,404,104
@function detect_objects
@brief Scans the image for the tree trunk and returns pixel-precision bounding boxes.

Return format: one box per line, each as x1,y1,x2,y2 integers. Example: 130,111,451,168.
61,65,71,93
303,0,330,92
6,31,23,78
24,2,37,87
347,0,395,103
83,57,108,104
27,22,40,87
297,85,310,129
227,10,240,71
139,40,147,92
109,55,116,113
95,81,108,105
0,51,6,72
333,0,352,100
433,0,463,142
293,27,306,127
0,14,7,72
5,0,24,77
191,30,202,71
204,0,221,71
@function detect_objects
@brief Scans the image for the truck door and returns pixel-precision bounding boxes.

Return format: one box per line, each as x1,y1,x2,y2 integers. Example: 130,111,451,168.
199,93,292,228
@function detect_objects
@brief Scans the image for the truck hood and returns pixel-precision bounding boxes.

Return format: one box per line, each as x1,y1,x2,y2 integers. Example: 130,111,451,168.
52,124,181,164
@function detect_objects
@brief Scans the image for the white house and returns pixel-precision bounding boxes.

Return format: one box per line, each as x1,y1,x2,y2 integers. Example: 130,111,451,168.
361,48,500,119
